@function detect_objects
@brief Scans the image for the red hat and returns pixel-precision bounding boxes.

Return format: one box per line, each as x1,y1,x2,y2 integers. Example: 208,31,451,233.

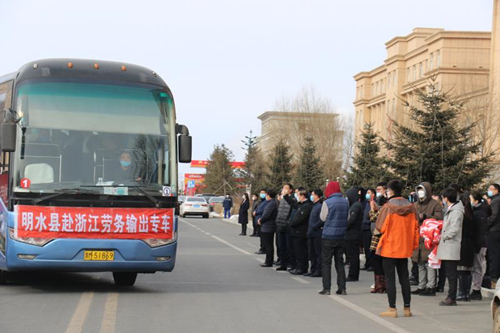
324,181,341,198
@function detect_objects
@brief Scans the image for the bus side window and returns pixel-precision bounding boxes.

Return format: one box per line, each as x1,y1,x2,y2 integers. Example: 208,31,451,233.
0,81,13,206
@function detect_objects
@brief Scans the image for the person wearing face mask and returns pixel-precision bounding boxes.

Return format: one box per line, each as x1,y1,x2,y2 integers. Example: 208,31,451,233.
361,188,376,272
469,192,489,300
284,187,313,275
487,183,500,289
115,151,142,182
238,193,250,236
223,195,233,219
436,187,464,306
253,189,269,254
411,182,443,296
250,194,260,237
275,183,297,271
307,189,324,277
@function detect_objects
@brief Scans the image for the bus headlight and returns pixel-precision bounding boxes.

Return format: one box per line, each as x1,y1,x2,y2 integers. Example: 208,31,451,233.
142,232,177,248
9,228,54,247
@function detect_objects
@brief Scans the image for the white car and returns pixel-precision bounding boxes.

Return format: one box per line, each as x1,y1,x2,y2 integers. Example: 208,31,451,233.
492,279,500,331
180,197,210,218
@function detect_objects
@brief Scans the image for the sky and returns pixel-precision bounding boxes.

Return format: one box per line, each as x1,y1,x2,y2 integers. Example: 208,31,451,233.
0,0,494,178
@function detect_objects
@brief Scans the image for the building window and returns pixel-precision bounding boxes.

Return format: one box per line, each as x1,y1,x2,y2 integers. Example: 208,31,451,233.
425,60,428,72
392,98,396,112
413,66,416,80
436,50,441,67
430,53,434,70
393,72,396,86
419,63,423,78
407,68,411,82
372,84,375,96
388,73,391,88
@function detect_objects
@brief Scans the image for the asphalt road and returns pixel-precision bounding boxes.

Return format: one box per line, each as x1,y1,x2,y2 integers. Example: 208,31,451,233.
0,217,493,333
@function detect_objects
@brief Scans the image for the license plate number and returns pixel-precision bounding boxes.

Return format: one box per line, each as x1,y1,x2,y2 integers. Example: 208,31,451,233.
84,251,114,261
194,205,200,208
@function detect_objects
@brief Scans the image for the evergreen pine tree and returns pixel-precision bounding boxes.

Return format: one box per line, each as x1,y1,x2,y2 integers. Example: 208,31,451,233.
343,122,387,189
294,136,324,190
240,131,268,193
204,144,236,195
386,84,492,192
267,140,293,192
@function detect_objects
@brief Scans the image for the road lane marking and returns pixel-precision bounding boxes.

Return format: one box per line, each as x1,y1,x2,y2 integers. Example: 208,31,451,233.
255,258,265,263
291,277,310,284
65,292,94,333
211,235,252,255
100,293,119,333
327,295,411,333
181,218,253,256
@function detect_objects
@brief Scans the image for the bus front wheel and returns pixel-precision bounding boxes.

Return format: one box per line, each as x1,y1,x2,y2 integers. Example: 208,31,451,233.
113,272,137,286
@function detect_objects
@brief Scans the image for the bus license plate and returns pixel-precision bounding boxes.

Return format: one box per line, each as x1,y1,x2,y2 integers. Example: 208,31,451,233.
84,251,115,261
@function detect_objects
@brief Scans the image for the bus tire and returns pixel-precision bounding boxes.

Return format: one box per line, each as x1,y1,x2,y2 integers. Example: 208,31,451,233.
113,272,137,286
0,270,8,285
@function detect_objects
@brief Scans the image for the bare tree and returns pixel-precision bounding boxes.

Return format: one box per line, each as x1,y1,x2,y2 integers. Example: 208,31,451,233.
266,85,346,181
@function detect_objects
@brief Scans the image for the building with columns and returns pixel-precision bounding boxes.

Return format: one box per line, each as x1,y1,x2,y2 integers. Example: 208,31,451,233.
353,28,491,146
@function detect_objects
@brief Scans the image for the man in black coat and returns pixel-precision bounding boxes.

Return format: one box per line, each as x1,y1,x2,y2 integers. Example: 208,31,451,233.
345,187,364,282
258,189,278,267
284,187,313,275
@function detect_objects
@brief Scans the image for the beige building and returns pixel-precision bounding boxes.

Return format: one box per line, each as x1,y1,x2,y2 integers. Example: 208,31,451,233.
354,28,491,146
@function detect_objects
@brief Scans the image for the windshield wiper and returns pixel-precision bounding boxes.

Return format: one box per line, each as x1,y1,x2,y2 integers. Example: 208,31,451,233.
129,186,160,207
33,189,100,205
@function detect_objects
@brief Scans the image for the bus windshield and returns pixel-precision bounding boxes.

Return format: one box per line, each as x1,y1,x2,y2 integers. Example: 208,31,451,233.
13,80,177,195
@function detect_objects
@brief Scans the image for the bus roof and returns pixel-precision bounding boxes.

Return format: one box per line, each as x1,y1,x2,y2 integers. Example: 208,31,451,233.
12,58,171,91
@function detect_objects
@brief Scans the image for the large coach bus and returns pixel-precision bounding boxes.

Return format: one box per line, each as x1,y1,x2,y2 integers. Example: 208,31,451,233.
0,59,191,286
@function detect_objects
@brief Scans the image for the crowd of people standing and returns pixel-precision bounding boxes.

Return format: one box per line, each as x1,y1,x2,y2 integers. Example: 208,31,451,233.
233,179,496,318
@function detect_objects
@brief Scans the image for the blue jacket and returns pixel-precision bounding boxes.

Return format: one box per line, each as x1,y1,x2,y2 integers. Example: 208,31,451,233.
223,198,233,210
254,199,269,220
321,193,349,240
260,199,278,233
307,200,323,238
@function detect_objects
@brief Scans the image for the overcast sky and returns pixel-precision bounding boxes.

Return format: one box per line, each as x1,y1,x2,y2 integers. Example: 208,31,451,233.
0,0,494,176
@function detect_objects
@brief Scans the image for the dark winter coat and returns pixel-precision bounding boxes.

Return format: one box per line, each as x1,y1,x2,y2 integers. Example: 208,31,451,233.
362,203,372,231
488,194,500,233
473,203,489,250
308,200,323,238
254,199,269,221
345,187,364,241
321,193,349,241
412,182,444,263
276,195,295,232
285,197,313,238
238,200,249,224
223,198,233,210
458,212,475,268
260,199,278,233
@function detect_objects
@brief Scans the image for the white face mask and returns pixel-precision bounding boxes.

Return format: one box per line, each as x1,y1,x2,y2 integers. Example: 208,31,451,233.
242,196,246,200
417,190,426,199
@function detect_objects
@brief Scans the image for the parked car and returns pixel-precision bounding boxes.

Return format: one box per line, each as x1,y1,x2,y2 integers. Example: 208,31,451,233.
492,279,500,331
180,197,209,218
208,196,225,212
178,196,186,205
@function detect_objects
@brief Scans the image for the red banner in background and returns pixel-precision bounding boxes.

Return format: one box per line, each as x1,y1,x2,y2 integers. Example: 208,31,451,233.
15,205,174,240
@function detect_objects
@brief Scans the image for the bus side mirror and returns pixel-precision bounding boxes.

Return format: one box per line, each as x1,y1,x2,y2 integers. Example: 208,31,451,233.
1,109,17,152
178,135,192,163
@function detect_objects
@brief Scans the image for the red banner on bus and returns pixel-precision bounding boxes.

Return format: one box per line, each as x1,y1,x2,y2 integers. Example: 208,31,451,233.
15,205,174,240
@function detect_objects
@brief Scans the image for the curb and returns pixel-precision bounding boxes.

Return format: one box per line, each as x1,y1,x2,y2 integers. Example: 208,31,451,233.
221,217,254,230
